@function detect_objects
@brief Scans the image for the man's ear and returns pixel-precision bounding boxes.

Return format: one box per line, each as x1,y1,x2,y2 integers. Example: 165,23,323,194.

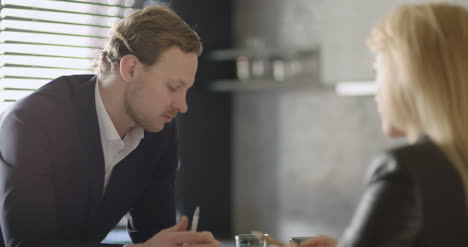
119,54,139,82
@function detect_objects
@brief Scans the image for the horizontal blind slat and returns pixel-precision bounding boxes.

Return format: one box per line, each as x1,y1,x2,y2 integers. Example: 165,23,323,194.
0,31,106,47
0,102,14,112
0,8,120,27
0,78,50,89
0,55,94,70
70,0,135,8
0,89,33,101
0,43,101,58
0,20,110,37
0,66,94,79
1,0,132,17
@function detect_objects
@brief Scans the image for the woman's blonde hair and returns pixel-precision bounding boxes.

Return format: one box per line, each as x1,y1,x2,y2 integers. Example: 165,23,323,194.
94,5,203,79
368,3,468,204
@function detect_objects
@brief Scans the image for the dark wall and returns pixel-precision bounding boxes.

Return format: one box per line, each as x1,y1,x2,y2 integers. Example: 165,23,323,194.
134,0,233,238
172,0,233,238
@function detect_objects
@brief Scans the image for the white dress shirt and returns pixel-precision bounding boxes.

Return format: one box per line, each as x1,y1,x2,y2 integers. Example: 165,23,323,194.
95,82,144,191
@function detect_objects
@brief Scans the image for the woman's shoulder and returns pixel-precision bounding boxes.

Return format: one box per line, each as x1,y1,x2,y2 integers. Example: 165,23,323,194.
366,137,449,183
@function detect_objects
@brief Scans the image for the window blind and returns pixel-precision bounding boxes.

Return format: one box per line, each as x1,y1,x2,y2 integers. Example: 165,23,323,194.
0,0,134,113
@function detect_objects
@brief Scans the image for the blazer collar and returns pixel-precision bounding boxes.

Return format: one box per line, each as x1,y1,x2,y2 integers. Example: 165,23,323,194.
74,76,105,217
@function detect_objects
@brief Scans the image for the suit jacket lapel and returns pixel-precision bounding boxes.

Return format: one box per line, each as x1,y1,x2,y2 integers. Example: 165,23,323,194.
88,144,147,239
73,76,105,230
88,135,167,240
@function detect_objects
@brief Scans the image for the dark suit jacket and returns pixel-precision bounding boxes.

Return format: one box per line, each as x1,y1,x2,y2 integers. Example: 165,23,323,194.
340,137,468,247
0,75,178,247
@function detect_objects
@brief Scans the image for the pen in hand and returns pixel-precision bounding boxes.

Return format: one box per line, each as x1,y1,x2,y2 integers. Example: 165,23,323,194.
191,206,200,232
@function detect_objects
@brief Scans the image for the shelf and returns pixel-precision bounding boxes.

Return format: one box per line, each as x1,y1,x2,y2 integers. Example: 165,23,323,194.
209,46,321,93
210,79,376,96
210,47,319,61
335,81,376,96
210,79,322,92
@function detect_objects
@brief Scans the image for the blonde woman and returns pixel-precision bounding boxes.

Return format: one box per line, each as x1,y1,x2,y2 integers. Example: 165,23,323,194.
302,3,468,247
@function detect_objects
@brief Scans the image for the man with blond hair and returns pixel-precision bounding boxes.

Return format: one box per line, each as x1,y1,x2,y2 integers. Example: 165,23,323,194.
0,5,220,247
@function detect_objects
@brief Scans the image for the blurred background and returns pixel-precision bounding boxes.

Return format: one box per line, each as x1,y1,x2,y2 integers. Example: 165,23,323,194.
2,0,467,245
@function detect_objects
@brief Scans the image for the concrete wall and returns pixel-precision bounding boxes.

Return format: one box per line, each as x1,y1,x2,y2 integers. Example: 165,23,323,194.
231,0,468,242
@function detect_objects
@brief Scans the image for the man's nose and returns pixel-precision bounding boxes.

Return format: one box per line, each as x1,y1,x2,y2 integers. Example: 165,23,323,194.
174,96,188,113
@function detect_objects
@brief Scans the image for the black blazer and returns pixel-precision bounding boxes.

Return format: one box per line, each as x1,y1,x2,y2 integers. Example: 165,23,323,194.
340,137,468,247
0,75,178,247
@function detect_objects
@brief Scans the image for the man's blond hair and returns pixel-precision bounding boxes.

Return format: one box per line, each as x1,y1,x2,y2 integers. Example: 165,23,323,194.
95,5,203,78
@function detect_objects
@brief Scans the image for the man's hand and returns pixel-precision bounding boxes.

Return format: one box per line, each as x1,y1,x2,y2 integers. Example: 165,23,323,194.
125,216,221,247
298,235,337,247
